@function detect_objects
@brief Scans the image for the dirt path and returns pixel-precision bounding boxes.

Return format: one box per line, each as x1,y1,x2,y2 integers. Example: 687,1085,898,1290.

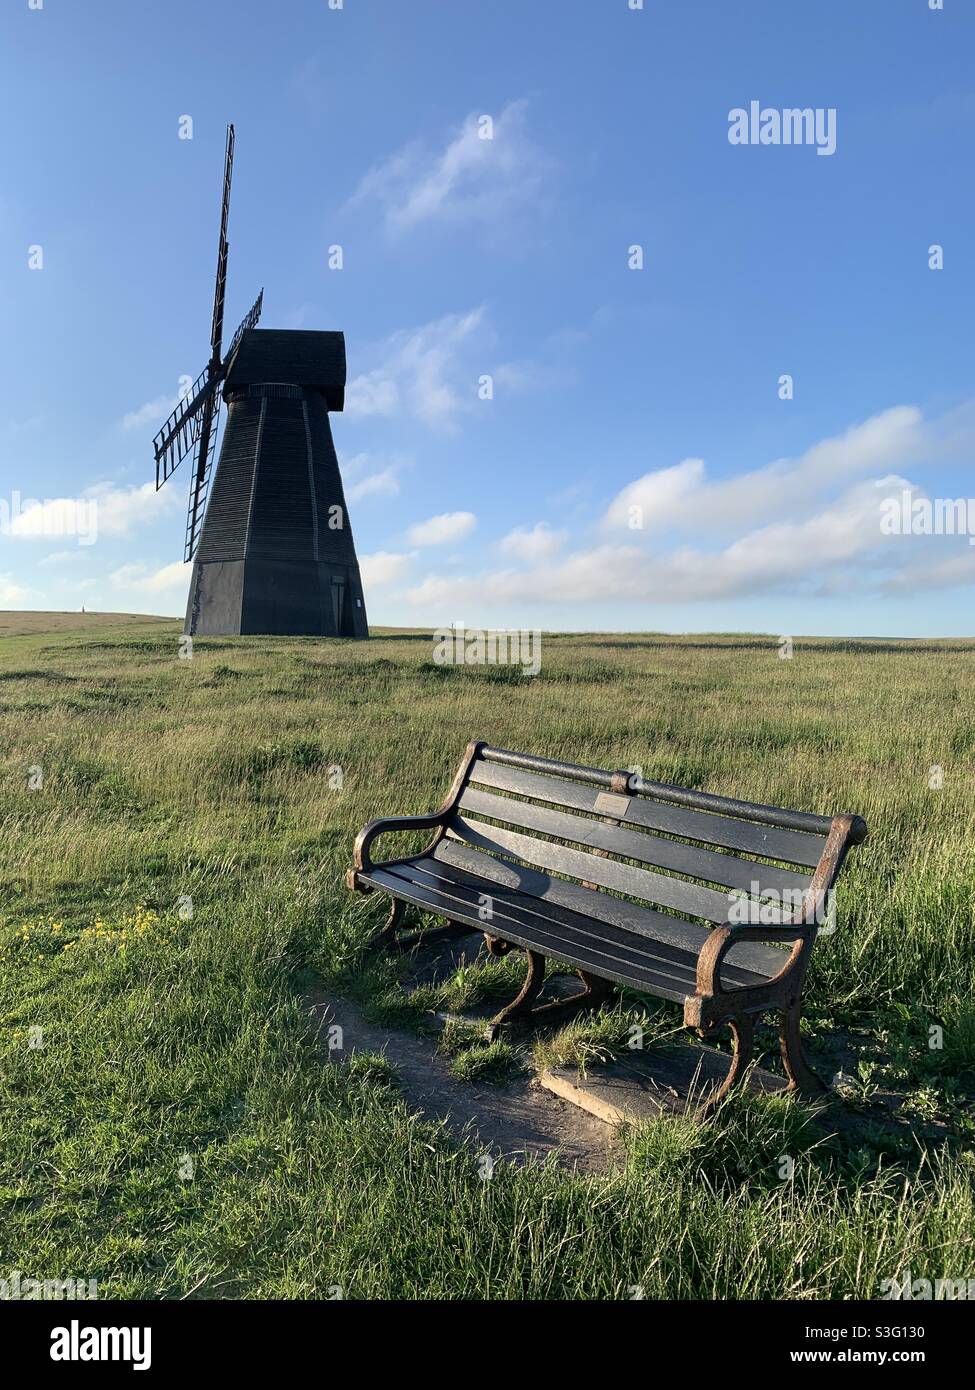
305,987,616,1174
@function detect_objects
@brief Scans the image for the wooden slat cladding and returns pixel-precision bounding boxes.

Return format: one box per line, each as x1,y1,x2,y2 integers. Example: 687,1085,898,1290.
457,785,809,899
469,758,827,868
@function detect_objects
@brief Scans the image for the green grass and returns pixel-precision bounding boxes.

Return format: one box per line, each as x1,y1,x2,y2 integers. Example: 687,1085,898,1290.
447,1040,525,1085
1,615,974,1298
532,1004,669,1075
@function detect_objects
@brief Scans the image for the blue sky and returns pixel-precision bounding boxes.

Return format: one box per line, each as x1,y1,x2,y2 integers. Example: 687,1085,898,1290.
1,0,973,635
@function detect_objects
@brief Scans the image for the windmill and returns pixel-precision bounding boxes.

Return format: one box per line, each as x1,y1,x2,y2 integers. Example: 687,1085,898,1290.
152,125,369,638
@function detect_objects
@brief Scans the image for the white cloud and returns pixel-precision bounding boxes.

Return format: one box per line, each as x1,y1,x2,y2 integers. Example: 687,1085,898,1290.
881,548,975,592
491,358,575,394
604,458,705,532
120,395,178,432
87,481,182,536
347,100,548,233
398,404,975,614
38,549,87,568
344,373,399,419
407,511,477,547
0,573,32,602
345,308,487,429
499,522,567,564
405,480,905,610
342,310,562,431
109,561,188,594
603,407,925,536
347,469,400,503
342,451,411,503
359,551,416,588
6,482,179,544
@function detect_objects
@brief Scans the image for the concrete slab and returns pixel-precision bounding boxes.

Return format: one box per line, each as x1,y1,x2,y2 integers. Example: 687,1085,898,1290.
541,1044,788,1125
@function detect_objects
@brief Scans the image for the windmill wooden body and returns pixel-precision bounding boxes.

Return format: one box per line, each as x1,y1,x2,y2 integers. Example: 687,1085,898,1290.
151,126,368,638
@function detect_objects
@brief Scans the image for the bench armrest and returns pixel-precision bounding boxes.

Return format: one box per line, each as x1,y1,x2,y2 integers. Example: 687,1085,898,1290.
684,917,815,1032
693,919,810,1000
352,810,450,876
348,739,487,884
692,811,861,1013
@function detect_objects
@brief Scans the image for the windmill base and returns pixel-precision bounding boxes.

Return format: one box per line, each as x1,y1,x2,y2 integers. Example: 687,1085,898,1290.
184,557,369,638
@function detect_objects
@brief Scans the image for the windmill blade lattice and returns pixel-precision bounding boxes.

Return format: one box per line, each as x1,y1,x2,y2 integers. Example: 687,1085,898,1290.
224,289,264,369
153,364,216,488
183,389,222,561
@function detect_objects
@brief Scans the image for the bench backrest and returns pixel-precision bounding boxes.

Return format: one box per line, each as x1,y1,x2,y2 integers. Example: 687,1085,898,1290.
436,744,866,930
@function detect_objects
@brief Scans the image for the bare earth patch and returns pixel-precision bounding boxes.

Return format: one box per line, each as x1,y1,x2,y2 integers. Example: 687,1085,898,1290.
305,986,615,1173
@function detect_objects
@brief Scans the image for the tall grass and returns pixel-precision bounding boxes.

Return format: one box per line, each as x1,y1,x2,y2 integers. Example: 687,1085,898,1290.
1,617,973,1297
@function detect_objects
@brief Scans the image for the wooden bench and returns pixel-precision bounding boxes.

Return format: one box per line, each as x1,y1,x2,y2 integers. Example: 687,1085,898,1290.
346,742,867,1110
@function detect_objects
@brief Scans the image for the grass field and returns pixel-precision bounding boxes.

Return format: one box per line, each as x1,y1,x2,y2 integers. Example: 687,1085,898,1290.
2,613,974,1299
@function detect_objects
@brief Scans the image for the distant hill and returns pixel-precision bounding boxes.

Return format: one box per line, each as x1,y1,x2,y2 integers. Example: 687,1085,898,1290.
0,611,177,638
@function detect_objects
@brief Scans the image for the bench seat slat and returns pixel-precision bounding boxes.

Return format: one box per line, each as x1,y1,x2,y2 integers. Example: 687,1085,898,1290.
433,839,788,979
404,856,775,988
362,863,760,1000
448,816,739,925
469,760,827,868
391,863,706,989
457,785,810,900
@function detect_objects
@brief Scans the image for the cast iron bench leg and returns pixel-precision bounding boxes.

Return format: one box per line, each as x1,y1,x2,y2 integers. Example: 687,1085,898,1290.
369,897,471,952
484,948,546,1041
694,999,826,1117
368,896,407,950
517,969,616,1030
693,1011,757,1117
778,1001,828,1097
485,948,617,1041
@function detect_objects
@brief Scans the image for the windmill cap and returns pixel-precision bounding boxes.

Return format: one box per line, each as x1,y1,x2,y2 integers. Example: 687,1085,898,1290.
225,328,346,411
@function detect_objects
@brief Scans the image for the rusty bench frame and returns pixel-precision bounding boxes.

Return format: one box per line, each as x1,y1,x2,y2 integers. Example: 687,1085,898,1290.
346,741,867,1111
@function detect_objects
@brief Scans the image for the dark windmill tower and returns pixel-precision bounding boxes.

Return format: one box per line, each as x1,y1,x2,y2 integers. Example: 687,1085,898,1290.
152,126,369,638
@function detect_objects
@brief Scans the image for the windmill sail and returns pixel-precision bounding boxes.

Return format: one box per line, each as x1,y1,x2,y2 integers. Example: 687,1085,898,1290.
182,292,264,560
209,124,234,359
